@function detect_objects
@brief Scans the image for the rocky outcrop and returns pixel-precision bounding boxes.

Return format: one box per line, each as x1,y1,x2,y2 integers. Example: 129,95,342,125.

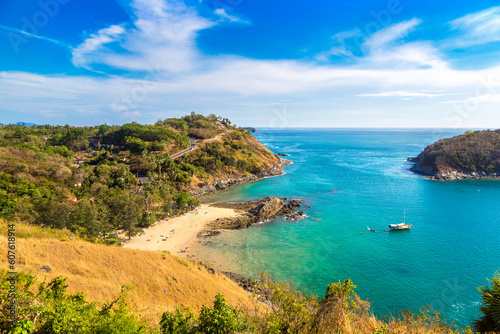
408,157,500,180
199,197,305,235
190,157,292,197
222,271,263,294
429,171,500,181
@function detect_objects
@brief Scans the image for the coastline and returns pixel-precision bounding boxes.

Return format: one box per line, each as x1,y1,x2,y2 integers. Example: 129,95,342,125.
190,156,291,197
122,204,241,254
124,156,293,258
409,161,500,181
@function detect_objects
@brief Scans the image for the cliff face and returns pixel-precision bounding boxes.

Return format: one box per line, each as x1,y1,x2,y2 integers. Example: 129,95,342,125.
190,157,291,197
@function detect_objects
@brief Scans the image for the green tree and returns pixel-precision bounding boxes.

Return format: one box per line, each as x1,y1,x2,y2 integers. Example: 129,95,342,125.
474,270,500,332
197,293,246,334
125,137,147,153
106,192,142,240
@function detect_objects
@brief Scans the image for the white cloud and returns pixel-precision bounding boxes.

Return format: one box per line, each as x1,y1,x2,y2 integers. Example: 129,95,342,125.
214,8,249,24
71,25,126,68
0,24,67,47
316,29,362,60
364,18,422,52
358,91,447,98
450,6,500,47
441,94,500,104
72,0,214,73
317,19,445,70
4,3,500,127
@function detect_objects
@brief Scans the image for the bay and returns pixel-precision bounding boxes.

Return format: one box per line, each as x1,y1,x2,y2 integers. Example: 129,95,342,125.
198,128,500,328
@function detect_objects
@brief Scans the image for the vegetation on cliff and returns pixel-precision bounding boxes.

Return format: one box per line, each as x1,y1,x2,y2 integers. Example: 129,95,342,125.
0,115,278,240
412,129,500,174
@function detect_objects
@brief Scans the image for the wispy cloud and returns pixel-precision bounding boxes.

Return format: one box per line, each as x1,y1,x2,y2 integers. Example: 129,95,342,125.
316,19,445,70
71,25,126,68
316,29,362,60
364,18,422,52
0,24,67,47
72,0,214,73
214,8,250,24
358,91,447,98
450,6,500,47
3,2,500,127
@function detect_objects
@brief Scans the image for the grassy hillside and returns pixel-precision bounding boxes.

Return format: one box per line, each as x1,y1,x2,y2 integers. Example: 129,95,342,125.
1,222,490,333
0,221,255,322
0,114,278,241
414,129,500,173
183,130,278,189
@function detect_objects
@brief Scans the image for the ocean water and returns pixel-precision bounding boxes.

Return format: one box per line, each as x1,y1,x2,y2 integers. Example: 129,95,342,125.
198,128,500,328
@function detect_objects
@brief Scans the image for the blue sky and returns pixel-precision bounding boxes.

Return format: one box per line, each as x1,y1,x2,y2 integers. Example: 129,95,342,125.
1,0,500,128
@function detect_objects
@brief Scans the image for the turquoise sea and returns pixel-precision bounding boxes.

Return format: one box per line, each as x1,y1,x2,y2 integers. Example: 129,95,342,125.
199,128,500,328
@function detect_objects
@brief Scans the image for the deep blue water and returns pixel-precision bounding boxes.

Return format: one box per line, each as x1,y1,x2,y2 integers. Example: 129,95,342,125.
200,128,500,328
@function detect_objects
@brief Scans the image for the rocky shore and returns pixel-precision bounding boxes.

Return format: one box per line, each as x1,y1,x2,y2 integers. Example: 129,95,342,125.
407,158,500,180
190,156,292,197
198,197,305,237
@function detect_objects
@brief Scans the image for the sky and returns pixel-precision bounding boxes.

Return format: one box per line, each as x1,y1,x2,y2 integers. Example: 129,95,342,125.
1,0,500,128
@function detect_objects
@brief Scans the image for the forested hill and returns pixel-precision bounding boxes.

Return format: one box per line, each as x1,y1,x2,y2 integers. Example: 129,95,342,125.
411,129,500,174
0,114,279,240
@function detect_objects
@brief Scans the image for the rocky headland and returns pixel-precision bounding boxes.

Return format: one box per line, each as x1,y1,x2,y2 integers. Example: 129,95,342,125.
190,156,292,197
408,157,500,181
407,130,500,181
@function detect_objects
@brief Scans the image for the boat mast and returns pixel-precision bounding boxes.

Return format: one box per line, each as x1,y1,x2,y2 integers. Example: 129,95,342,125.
404,209,406,224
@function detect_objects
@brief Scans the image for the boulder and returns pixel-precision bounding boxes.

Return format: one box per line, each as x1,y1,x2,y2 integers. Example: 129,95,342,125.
39,265,52,273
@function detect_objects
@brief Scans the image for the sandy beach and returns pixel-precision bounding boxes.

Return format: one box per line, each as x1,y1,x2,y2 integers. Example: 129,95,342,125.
123,204,240,255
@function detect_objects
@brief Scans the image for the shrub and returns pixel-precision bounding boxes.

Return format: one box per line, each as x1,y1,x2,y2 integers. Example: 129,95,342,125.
197,293,246,334
160,306,195,334
474,270,500,332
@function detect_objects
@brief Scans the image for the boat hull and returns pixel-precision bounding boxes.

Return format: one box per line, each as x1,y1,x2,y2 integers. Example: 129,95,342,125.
388,224,412,230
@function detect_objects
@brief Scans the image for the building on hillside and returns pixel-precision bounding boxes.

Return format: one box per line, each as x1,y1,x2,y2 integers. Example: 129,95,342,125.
137,176,150,185
87,136,99,146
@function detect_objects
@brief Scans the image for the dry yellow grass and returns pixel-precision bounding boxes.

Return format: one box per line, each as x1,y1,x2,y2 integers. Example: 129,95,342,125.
0,221,255,324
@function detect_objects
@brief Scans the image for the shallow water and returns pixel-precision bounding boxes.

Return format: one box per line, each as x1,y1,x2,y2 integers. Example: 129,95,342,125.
198,128,500,327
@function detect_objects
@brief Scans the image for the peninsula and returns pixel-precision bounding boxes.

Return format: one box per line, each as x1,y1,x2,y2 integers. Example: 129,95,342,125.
408,129,500,180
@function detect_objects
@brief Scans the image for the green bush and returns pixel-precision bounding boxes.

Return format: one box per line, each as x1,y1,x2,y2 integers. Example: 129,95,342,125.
474,270,500,332
197,293,246,334
160,306,195,334
0,272,147,334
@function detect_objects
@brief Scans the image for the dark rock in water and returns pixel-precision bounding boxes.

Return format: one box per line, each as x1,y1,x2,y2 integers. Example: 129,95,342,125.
207,197,306,231
277,153,289,156
222,271,263,295
407,157,418,162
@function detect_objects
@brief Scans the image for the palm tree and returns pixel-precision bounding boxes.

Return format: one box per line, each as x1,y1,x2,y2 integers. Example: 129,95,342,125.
474,270,500,332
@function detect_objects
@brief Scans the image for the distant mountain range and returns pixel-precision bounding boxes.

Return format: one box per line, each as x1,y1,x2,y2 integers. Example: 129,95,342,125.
15,122,38,127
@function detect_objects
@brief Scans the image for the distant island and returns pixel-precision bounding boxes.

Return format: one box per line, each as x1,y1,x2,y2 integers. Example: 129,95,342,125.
242,127,257,132
408,129,500,180
15,121,38,127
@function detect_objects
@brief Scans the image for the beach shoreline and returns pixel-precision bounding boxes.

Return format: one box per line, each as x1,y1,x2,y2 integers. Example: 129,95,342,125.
122,204,242,255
